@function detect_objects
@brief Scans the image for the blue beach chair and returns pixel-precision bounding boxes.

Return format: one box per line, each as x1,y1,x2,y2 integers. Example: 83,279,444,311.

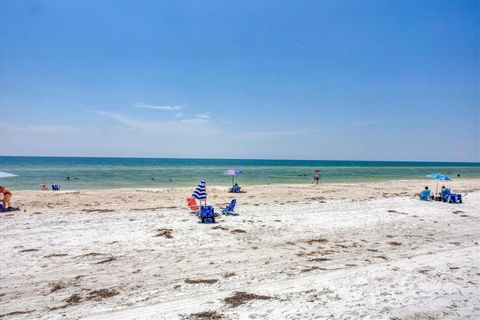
221,199,237,215
440,188,451,201
447,194,462,203
441,189,462,203
198,205,218,223
51,184,61,191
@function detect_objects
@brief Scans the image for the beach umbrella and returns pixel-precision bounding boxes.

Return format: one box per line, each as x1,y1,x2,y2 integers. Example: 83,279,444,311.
224,168,242,185
192,178,207,205
426,173,452,194
0,171,17,178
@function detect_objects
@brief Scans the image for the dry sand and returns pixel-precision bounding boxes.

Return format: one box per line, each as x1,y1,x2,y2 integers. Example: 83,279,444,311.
0,179,479,319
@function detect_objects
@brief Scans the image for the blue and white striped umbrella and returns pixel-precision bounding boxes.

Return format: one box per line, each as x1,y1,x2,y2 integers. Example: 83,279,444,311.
192,178,207,202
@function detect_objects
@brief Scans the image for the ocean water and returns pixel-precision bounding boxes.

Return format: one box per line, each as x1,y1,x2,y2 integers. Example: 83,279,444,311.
0,156,479,190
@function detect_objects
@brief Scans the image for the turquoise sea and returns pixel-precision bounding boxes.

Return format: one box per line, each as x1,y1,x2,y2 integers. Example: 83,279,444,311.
0,156,479,190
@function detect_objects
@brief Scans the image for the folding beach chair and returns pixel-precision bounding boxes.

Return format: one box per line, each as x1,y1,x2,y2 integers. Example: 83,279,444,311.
186,198,199,213
51,184,61,191
221,199,237,215
199,205,219,223
447,194,462,203
441,190,462,204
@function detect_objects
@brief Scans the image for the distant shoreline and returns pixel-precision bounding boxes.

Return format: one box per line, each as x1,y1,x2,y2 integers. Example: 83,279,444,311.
5,177,480,192
1,155,479,164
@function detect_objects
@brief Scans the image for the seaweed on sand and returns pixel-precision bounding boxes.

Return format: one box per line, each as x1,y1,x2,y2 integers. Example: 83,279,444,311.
224,291,271,308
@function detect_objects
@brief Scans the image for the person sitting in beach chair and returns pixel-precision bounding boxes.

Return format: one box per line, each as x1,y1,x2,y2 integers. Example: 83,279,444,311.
51,184,61,191
229,183,241,193
186,197,199,213
440,186,462,204
221,199,237,215
414,186,431,201
40,184,49,190
440,186,451,200
0,186,13,211
198,205,219,223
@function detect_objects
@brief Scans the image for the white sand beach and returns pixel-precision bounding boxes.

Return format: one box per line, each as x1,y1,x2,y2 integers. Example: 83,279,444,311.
2,0,478,319
1,180,479,319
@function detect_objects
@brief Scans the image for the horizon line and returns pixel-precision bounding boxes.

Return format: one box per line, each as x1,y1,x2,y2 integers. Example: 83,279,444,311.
0,155,479,164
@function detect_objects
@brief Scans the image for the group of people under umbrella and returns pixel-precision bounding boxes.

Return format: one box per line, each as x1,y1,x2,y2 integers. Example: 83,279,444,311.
416,173,462,203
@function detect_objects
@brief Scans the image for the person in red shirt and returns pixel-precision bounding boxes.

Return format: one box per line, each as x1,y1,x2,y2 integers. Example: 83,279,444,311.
0,186,12,210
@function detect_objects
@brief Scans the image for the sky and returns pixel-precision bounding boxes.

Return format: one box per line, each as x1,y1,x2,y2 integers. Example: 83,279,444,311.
0,0,478,161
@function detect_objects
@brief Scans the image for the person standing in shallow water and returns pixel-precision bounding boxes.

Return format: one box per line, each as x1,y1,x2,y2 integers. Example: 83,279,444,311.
313,170,321,185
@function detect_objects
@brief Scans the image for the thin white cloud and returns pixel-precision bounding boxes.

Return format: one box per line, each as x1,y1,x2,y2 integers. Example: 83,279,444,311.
0,122,83,133
94,111,218,134
181,114,212,124
134,103,184,112
134,104,212,124
93,111,163,131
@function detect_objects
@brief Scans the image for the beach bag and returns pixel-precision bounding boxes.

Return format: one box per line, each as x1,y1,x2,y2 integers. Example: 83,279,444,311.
200,205,216,223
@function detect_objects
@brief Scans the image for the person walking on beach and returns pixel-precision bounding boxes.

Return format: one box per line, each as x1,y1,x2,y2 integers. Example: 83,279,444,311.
313,169,321,185
0,186,12,210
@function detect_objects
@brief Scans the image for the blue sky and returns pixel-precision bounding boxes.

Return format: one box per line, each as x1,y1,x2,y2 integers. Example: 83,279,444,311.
0,0,478,161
